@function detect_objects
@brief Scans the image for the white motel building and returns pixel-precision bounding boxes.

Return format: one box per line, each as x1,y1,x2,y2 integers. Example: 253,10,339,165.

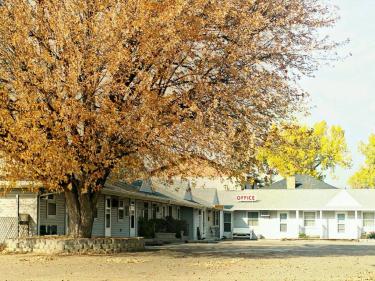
1,175,375,241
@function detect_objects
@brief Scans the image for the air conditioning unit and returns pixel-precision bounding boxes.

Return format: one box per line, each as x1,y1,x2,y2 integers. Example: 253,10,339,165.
260,211,270,217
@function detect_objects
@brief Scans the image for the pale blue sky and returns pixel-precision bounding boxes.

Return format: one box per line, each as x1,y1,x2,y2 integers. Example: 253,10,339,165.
300,0,375,187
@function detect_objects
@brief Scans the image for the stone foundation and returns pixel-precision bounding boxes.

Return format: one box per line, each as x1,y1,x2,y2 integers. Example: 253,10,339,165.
3,237,144,254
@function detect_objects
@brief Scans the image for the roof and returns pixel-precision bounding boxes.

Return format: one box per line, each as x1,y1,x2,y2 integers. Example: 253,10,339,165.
268,175,337,189
217,189,375,211
190,188,219,206
104,178,212,209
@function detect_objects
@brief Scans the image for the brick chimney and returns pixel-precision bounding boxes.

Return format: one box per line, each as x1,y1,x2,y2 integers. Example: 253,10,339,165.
286,176,296,189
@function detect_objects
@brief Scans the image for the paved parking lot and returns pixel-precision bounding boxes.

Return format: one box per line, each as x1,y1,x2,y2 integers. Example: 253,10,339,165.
0,240,375,281
151,239,375,258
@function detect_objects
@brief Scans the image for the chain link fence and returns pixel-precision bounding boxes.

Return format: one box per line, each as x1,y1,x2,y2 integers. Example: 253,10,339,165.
0,217,18,242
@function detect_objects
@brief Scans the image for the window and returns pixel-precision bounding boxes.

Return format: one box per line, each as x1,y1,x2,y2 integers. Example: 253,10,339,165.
337,213,346,233
304,212,316,227
39,225,57,235
363,212,375,227
248,212,259,226
280,213,288,232
168,206,173,218
46,195,56,217
143,202,149,219
131,215,135,228
105,198,111,228
162,206,166,218
177,207,180,220
118,200,124,221
130,200,135,229
224,212,232,232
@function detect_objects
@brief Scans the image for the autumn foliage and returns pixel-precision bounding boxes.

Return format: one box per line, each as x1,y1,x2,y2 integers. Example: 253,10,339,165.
256,121,352,181
349,134,375,188
0,0,338,236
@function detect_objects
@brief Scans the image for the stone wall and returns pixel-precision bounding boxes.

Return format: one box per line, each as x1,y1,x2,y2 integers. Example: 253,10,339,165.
3,237,144,254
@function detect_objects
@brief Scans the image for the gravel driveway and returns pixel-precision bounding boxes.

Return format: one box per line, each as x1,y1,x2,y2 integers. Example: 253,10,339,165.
0,240,374,281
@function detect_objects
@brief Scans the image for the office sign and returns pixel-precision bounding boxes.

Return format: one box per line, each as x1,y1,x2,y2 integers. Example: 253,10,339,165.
236,195,257,202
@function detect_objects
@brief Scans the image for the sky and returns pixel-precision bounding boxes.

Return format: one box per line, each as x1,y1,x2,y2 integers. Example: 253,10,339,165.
300,0,375,188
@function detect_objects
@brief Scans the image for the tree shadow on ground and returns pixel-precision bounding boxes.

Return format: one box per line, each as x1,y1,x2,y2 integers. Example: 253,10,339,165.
143,241,375,260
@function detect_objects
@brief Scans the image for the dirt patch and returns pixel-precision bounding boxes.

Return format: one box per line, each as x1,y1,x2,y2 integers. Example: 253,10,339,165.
0,240,374,281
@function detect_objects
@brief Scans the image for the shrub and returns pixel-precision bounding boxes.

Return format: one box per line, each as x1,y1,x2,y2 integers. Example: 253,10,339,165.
138,216,188,238
299,233,308,239
367,232,375,239
138,217,156,238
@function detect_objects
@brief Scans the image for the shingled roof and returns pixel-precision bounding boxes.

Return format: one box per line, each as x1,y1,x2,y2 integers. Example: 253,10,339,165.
268,175,337,189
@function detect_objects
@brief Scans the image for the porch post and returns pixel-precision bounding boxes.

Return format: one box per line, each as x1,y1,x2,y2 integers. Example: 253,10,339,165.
296,210,300,237
219,210,224,239
355,210,359,239
320,210,323,238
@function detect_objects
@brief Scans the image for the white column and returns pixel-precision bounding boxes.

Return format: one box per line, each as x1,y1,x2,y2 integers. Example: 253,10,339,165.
219,210,224,239
355,210,359,239
296,210,300,237
320,210,323,238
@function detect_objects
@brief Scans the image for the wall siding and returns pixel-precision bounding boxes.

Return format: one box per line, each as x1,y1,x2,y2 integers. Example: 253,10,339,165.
92,194,105,237
39,193,66,235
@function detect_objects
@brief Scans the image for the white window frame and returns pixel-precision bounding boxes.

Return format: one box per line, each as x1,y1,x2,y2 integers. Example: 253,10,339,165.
280,212,288,233
118,200,125,221
46,194,57,218
223,212,232,233
363,212,375,228
247,211,259,226
303,211,316,227
337,213,346,233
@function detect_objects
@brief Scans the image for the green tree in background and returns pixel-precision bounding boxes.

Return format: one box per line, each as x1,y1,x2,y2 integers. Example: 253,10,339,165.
257,121,352,180
349,134,375,188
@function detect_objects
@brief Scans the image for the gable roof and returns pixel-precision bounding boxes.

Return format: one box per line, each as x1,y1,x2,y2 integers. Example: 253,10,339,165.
325,190,361,209
268,175,337,189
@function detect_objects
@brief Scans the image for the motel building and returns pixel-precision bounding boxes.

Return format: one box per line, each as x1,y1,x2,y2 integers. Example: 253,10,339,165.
0,175,375,241
192,175,375,240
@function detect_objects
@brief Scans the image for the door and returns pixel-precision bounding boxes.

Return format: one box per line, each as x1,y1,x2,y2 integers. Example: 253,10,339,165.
129,199,136,237
223,212,232,235
105,196,111,237
336,213,346,238
279,212,288,238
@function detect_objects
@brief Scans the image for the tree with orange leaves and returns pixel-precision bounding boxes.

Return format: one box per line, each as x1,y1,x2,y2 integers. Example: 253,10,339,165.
0,0,338,237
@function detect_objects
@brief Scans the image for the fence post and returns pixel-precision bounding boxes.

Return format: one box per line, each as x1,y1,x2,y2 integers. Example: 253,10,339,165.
16,194,19,238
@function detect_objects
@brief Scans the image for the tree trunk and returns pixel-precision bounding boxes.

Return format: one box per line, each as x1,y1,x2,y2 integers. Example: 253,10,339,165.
64,184,98,238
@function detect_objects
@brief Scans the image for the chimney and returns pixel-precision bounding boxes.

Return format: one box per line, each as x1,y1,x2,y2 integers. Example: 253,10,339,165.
286,176,296,189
